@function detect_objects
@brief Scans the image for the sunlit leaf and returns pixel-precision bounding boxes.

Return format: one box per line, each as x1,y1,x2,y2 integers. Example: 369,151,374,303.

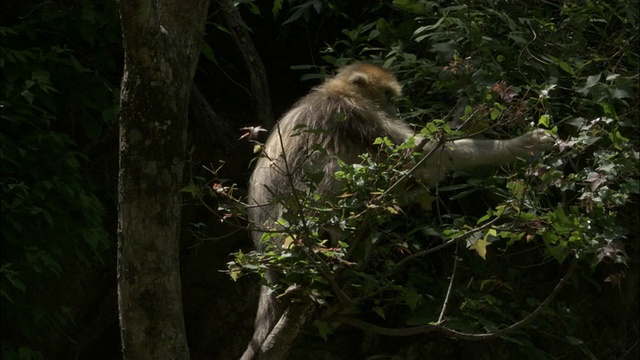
469,238,490,259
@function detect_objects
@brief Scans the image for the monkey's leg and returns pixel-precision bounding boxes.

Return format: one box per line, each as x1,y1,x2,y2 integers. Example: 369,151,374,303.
240,285,280,360
256,300,313,360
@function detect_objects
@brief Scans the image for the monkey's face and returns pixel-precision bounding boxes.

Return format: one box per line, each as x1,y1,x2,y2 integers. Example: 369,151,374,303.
335,63,402,116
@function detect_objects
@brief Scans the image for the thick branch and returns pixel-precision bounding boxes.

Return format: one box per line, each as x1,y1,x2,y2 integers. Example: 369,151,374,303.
217,0,274,127
189,83,236,152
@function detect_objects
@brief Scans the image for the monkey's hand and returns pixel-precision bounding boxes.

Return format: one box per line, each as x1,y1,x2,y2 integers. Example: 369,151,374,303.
507,129,557,158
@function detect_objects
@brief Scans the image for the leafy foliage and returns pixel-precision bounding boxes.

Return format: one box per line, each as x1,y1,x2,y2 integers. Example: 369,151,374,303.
224,0,639,358
0,1,119,357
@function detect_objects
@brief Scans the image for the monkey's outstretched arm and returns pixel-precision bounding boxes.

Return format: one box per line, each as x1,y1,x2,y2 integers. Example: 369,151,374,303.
417,129,556,183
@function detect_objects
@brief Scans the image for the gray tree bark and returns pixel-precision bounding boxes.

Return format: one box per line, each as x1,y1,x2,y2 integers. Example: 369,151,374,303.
116,1,209,359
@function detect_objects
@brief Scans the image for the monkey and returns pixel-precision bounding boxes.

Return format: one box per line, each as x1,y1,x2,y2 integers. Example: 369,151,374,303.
241,63,556,360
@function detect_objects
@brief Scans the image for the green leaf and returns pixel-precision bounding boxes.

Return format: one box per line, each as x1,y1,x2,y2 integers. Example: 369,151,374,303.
449,188,477,200
584,74,602,89
501,335,526,345
413,16,446,42
201,42,218,65
314,320,332,341
7,275,26,293
179,183,199,197
565,335,584,345
431,41,457,59
393,0,428,15
22,89,34,104
469,238,490,259
490,108,500,120
539,114,551,128
229,269,241,281
609,129,630,150
272,0,284,18
577,73,602,95
404,287,421,311
611,87,631,99
557,60,574,75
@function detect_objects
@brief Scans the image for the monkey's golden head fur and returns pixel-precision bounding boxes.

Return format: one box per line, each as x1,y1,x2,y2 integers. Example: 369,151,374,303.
321,63,402,114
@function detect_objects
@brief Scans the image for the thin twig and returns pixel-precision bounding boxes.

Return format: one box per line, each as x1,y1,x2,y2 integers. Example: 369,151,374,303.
336,258,578,340
273,125,353,304
393,216,501,270
437,244,459,324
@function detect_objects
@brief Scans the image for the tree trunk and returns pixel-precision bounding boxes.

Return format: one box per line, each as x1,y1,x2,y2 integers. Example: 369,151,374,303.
116,1,209,359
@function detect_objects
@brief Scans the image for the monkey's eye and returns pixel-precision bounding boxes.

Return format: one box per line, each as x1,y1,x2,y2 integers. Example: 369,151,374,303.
384,89,396,102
